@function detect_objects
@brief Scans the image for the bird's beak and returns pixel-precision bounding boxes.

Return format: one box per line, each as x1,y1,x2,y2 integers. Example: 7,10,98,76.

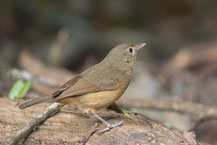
135,43,146,51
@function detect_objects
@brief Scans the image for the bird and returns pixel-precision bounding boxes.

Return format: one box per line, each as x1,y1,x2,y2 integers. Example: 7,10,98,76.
19,43,146,132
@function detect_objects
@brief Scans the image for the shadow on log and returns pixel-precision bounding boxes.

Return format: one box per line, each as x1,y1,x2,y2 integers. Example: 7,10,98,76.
0,97,198,145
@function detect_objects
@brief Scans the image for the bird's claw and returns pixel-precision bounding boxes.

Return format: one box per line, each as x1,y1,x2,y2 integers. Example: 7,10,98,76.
98,120,123,134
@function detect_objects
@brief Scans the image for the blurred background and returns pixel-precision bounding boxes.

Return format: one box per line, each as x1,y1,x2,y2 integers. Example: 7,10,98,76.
0,0,217,144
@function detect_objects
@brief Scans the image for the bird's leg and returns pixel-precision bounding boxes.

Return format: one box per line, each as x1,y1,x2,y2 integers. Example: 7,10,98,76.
92,112,123,133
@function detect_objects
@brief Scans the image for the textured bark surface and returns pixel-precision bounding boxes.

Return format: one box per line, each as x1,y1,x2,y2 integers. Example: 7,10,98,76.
0,97,197,145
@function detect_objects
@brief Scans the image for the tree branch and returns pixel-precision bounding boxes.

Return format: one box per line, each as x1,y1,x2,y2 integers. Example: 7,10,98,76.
118,98,217,120
9,69,59,87
10,103,63,145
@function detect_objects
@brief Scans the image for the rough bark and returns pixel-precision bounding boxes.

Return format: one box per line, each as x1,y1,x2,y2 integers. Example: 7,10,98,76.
0,97,197,145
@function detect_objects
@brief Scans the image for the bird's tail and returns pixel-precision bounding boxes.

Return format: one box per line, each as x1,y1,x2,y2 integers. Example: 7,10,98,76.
19,95,53,109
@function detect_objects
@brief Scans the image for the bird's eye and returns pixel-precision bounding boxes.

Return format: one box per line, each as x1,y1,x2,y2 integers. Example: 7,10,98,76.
128,48,133,53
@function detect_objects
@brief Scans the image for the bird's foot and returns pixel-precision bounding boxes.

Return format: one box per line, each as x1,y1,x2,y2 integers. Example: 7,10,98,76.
98,120,123,134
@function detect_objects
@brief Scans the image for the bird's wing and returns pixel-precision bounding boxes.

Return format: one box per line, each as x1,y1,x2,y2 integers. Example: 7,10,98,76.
52,74,119,101
51,75,81,97
51,63,125,101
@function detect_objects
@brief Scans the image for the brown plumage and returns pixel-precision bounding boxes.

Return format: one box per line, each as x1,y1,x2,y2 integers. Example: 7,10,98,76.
19,43,146,132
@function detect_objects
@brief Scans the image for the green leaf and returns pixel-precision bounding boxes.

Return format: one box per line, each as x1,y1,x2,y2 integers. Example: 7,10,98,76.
121,108,129,116
16,81,31,99
8,80,24,99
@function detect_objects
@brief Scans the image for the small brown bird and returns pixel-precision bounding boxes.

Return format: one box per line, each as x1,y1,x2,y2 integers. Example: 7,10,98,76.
19,43,146,132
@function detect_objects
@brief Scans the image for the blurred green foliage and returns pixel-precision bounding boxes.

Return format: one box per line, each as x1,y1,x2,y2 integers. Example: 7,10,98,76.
8,80,31,99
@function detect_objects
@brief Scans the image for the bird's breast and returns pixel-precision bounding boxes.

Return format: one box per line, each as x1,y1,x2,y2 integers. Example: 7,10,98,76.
77,86,124,110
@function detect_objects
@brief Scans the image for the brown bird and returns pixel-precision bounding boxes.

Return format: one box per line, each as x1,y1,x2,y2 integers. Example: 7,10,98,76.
19,43,146,132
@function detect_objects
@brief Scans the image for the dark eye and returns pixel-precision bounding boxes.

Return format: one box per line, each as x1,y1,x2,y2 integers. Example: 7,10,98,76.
129,48,133,53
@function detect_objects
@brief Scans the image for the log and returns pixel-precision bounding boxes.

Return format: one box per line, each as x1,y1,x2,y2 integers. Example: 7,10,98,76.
0,97,198,145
